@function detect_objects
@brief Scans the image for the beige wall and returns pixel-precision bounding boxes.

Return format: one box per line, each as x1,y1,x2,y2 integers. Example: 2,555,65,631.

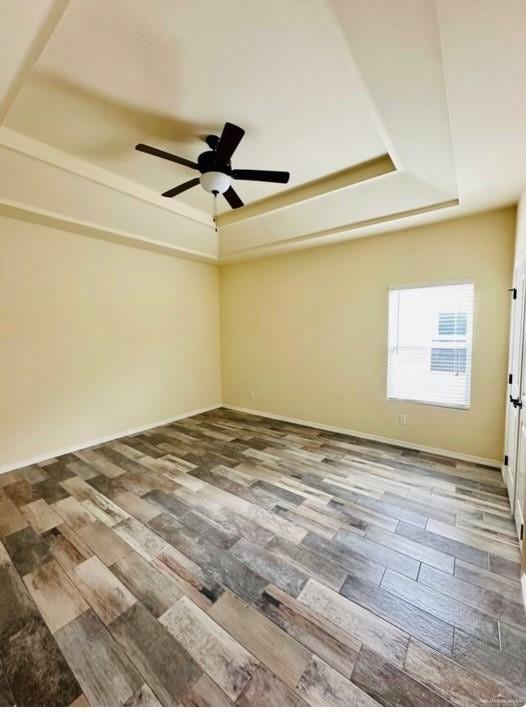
0,216,221,470
514,187,526,264
220,207,516,462
0,206,516,469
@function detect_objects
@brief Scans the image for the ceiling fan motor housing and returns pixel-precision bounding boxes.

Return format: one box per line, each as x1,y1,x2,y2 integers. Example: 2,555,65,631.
198,147,230,173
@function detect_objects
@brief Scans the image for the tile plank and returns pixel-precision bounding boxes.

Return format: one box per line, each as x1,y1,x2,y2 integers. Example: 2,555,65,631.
296,655,378,706
405,638,522,706
20,498,64,534
24,559,89,632
111,551,183,617
110,602,200,705
382,568,500,647
210,589,311,688
72,556,136,625
351,644,451,706
298,578,409,665
341,574,454,655
56,609,142,706
256,584,361,676
160,595,258,701
236,666,304,706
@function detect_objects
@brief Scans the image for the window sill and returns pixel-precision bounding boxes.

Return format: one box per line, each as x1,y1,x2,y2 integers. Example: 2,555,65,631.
387,397,470,411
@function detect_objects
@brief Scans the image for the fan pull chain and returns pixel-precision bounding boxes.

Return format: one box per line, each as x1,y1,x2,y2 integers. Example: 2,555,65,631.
212,192,218,232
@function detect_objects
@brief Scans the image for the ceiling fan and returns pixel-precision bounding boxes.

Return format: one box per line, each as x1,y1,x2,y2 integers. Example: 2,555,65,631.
135,122,290,210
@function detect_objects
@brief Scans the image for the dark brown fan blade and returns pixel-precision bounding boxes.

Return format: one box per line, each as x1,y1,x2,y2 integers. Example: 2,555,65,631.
231,169,290,183
215,122,245,163
162,177,200,198
223,186,244,209
135,143,198,170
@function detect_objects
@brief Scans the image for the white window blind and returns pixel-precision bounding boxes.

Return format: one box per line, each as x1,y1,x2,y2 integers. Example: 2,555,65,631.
387,283,474,409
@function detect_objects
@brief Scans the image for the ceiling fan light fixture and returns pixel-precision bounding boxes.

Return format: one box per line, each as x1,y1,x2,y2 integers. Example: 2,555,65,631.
200,171,230,195
136,122,290,210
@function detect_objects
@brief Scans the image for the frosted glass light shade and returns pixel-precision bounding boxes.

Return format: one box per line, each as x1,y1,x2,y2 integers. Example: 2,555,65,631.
200,171,230,194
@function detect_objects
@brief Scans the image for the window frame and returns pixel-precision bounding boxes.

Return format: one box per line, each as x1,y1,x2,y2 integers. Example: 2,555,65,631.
386,281,475,411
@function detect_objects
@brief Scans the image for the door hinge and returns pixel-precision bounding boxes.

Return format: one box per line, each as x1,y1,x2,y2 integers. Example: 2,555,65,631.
509,373,513,385
509,287,517,299
510,395,523,408
521,523,524,541
504,455,509,466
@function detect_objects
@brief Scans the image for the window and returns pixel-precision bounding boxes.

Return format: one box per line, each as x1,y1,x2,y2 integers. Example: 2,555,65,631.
387,283,474,408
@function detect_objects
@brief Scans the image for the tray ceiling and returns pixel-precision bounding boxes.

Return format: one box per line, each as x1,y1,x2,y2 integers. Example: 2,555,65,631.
0,0,524,263
5,0,386,213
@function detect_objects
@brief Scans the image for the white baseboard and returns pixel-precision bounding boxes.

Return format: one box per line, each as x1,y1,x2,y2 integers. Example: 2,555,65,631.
0,400,502,476
0,404,221,475
222,403,501,468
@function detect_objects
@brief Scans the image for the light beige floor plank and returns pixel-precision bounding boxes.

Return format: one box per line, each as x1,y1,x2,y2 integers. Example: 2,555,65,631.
0,492,28,539
24,559,89,632
296,655,378,706
77,520,134,566
210,590,311,688
112,491,162,523
72,556,136,625
298,578,409,665
160,595,259,701
52,497,96,530
20,498,64,534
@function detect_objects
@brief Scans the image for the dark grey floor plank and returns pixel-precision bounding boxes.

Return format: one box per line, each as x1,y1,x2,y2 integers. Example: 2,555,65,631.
0,656,14,706
489,553,522,580
301,532,386,585
180,509,240,549
454,559,524,602
396,520,489,567
405,638,521,706
346,491,428,527
250,480,305,505
334,528,420,579
109,602,201,705
0,561,36,642
418,563,526,630
143,489,191,518
55,609,143,706
452,629,526,700
1,614,81,706
340,574,454,655
351,644,452,706
0,557,80,706
500,622,526,658
230,538,308,597
150,513,268,603
111,551,183,618
382,568,500,647
3,526,52,577
265,536,347,590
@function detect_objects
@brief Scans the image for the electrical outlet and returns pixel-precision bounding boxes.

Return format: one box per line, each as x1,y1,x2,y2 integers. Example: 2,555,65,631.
399,414,407,425
249,389,256,400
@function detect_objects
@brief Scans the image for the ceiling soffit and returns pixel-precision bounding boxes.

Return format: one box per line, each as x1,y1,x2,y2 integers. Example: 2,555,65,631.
0,0,459,262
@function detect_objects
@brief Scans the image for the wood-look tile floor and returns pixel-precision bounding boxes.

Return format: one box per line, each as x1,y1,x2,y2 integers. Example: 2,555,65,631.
0,408,525,707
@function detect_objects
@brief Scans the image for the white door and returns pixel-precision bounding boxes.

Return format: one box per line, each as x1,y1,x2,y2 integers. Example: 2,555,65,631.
504,263,526,507
515,394,526,546
509,254,526,546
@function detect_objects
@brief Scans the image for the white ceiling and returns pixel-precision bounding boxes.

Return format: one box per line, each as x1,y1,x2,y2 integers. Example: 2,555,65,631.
0,0,525,262
5,0,385,213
